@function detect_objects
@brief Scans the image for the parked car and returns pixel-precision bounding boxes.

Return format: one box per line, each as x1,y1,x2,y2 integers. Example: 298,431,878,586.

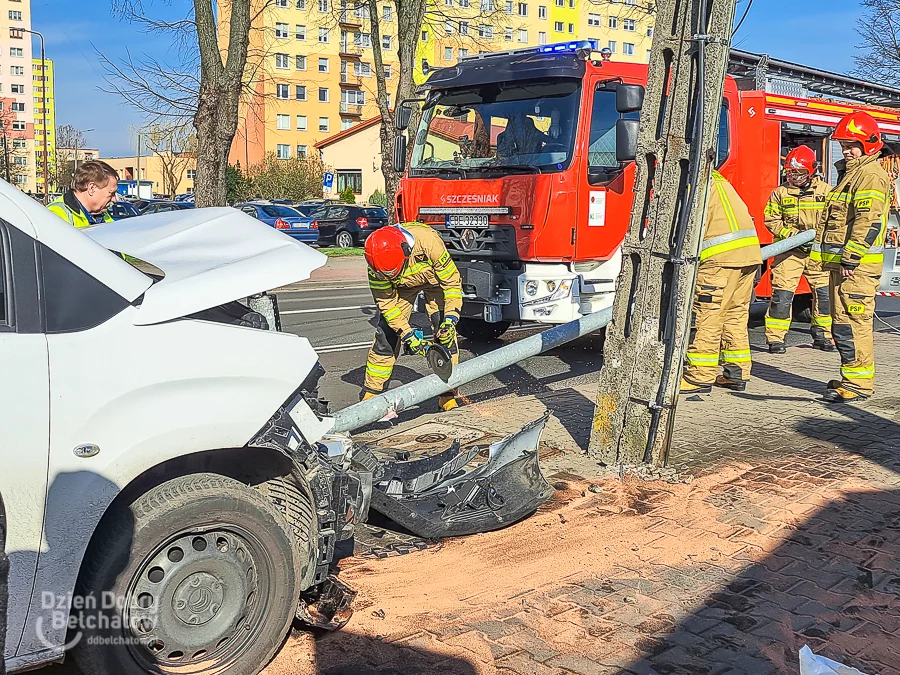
142,201,196,214
131,198,163,212
173,193,194,202
107,201,142,220
236,202,320,244
309,204,389,248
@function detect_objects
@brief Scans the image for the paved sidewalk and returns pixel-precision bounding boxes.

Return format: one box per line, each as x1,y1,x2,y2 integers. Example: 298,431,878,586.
263,330,900,675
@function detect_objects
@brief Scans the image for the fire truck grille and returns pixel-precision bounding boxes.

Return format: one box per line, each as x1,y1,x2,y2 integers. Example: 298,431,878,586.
438,225,518,259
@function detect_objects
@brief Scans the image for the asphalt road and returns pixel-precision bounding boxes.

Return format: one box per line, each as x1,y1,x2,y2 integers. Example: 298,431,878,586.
276,279,900,416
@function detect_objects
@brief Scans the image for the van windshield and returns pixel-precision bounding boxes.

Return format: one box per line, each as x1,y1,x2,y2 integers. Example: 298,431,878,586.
410,80,581,175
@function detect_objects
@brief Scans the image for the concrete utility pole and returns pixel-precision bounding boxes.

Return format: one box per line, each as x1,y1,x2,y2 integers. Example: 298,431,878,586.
588,0,739,466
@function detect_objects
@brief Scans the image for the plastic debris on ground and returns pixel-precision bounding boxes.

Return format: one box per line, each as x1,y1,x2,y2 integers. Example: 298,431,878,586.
799,645,871,675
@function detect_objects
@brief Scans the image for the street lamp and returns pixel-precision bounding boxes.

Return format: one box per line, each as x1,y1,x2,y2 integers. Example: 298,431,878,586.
10,27,48,204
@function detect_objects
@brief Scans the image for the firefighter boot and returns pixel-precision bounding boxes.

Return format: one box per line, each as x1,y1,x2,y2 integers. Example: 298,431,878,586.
438,393,460,411
361,391,379,401
812,339,837,352
715,375,747,392
768,342,787,354
823,386,869,404
679,379,711,395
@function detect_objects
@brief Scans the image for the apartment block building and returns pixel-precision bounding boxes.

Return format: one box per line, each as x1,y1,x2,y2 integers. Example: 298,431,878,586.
225,0,655,165
0,0,36,192
33,56,54,195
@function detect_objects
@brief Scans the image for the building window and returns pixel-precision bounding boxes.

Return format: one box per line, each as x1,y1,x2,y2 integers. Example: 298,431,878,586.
318,57,329,72
342,89,366,105
421,30,428,42
275,53,290,69
382,34,393,49
480,0,494,9
354,61,372,76
277,83,289,98
296,85,307,100
11,66,23,76
9,10,22,20
296,54,307,70
277,144,291,159
319,27,329,42
538,31,547,44
459,21,469,35
446,0,453,5
337,170,363,194
554,0,562,6
277,114,291,130
297,115,308,130
276,0,289,6
318,0,328,11
296,0,306,8
383,4,393,20
275,22,289,38
459,48,469,58
518,2,528,15
12,139,25,149
354,32,371,47
459,0,470,7
297,145,308,158
607,40,617,53
518,28,528,42
295,24,306,40
13,157,26,166
623,18,636,31
609,16,618,29
478,24,494,38
444,46,453,61
319,117,330,132
341,119,355,130
11,84,23,94
11,102,24,112
588,13,601,26
319,87,329,102
538,5,546,18
504,27,513,42
384,64,392,78
505,0,513,13
568,22,574,33
646,49,652,62
553,21,563,31
625,0,637,4
187,169,196,180
623,42,635,55
9,48,23,57
445,20,454,34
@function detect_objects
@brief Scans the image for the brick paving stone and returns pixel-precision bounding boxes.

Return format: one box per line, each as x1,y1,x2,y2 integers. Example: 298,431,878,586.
497,631,560,663
545,653,610,675
495,652,567,675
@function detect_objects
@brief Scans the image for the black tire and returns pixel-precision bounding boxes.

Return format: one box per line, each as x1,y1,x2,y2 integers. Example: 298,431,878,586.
456,318,511,342
73,473,303,675
335,230,355,248
793,295,813,323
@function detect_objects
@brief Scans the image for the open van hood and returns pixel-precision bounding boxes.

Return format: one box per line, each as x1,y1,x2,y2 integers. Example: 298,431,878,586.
86,208,327,326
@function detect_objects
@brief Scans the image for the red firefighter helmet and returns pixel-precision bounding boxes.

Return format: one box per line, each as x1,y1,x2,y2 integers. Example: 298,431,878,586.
784,145,817,174
833,111,884,156
364,225,413,279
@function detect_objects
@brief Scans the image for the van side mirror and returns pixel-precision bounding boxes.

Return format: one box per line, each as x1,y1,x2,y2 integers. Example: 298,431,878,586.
616,84,645,113
616,118,639,162
393,134,408,173
395,105,412,131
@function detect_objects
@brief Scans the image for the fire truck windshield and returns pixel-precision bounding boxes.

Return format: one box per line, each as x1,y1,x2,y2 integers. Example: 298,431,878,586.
410,80,581,175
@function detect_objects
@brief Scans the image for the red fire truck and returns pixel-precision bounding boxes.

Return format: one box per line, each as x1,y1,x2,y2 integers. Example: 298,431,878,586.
393,41,900,341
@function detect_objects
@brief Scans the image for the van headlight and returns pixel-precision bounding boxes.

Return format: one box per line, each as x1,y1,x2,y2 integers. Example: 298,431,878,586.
521,279,574,307
525,280,539,296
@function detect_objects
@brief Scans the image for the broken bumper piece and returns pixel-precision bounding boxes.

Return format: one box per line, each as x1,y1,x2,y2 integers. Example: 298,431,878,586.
358,413,553,539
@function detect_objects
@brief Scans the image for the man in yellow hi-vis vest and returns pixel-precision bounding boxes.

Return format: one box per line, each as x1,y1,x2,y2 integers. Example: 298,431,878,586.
362,223,464,411
681,170,762,394
47,161,119,228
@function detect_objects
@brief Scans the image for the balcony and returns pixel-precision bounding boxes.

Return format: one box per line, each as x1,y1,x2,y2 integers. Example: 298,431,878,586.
339,102,364,117
340,72,362,87
339,43,364,58
338,11,362,28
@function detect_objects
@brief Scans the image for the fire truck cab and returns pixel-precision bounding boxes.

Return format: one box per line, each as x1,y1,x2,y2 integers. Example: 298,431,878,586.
394,41,900,340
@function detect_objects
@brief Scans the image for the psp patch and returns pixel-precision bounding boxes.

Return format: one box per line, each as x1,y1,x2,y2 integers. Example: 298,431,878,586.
847,303,867,315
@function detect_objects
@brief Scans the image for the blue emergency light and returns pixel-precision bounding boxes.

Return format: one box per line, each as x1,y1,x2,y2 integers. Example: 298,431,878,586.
538,39,598,54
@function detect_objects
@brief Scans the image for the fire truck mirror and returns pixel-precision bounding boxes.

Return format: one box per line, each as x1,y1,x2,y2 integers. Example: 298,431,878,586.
616,84,645,114
616,119,640,163
393,134,408,174
395,105,413,131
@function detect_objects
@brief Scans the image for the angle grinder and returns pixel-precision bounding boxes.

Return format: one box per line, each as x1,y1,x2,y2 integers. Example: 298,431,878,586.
403,330,454,382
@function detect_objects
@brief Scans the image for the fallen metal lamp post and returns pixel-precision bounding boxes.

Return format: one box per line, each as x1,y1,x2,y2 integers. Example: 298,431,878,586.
331,229,817,435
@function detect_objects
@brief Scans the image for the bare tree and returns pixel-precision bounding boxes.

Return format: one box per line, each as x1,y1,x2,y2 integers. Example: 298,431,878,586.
854,0,900,85
145,123,196,198
53,124,88,191
0,107,30,188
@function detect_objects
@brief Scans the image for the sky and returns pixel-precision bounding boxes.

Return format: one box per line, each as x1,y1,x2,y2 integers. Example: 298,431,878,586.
33,0,861,157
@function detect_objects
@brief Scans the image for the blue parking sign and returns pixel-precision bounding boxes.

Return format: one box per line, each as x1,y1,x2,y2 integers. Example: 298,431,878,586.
323,172,335,190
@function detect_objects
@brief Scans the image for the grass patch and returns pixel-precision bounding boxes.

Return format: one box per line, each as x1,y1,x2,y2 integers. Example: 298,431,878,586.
318,247,366,257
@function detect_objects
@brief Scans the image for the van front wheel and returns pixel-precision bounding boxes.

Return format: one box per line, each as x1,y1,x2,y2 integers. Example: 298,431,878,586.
73,473,302,675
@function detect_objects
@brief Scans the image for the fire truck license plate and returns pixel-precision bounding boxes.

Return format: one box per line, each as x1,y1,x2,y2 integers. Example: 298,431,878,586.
446,214,489,228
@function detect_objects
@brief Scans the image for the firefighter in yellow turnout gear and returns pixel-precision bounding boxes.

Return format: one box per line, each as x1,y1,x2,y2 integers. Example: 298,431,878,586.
818,112,891,403
763,145,835,353
681,170,762,394
362,223,464,411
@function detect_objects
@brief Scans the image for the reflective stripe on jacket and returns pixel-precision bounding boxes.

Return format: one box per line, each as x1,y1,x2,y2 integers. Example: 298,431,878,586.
700,171,762,267
763,178,830,242
817,153,891,272
47,190,113,229
368,223,463,335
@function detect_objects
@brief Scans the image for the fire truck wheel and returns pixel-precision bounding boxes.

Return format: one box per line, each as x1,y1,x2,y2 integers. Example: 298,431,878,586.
457,318,511,342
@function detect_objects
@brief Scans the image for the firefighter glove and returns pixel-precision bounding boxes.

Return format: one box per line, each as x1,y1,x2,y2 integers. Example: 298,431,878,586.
402,330,429,357
435,316,458,347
